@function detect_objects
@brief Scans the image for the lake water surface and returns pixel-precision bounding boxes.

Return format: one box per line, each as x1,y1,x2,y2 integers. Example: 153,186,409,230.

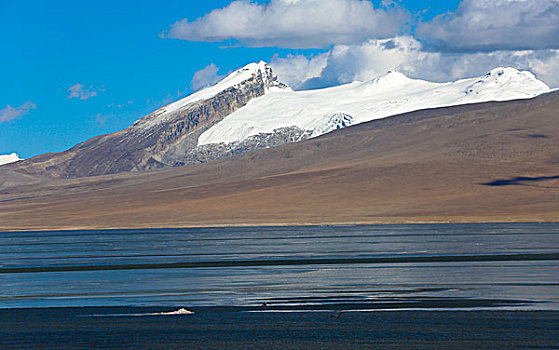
1,223,558,348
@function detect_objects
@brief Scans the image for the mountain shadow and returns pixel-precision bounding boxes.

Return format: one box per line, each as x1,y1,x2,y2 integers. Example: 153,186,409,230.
483,175,559,187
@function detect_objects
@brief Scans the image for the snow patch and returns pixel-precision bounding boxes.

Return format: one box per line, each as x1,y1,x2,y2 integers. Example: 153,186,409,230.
154,308,194,315
0,153,23,166
310,113,354,138
85,308,195,317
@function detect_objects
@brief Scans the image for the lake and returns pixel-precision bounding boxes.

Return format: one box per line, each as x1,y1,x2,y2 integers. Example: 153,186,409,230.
1,223,558,348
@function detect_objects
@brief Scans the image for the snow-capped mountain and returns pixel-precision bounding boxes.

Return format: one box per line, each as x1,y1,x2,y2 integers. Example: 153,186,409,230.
0,153,23,166
198,67,550,146
6,62,287,178
4,62,550,179
133,61,287,130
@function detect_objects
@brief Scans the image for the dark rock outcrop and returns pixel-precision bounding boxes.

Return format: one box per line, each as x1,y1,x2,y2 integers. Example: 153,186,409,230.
176,126,313,165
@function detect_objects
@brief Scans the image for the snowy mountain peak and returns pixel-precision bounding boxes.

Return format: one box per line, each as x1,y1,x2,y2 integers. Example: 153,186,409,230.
206,61,287,95
0,153,23,166
133,61,288,130
360,71,431,93
486,67,530,78
464,67,549,97
160,61,287,114
374,70,413,83
193,61,284,95
483,67,549,86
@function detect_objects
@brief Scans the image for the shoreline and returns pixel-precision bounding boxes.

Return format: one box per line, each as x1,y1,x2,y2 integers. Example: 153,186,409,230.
1,218,558,233
2,305,559,311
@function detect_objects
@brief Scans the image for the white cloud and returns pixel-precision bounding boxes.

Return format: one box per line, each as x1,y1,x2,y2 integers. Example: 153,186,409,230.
271,36,559,88
270,53,328,89
107,101,134,109
191,63,227,91
417,0,559,51
167,1,559,90
165,0,409,48
67,83,104,100
0,102,37,123
95,113,114,125
527,50,559,86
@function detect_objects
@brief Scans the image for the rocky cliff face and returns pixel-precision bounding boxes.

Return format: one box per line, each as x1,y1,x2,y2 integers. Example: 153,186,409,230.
176,126,312,166
9,63,287,179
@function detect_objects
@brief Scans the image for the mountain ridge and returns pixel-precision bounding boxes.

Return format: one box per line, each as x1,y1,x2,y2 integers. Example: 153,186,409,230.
0,62,551,185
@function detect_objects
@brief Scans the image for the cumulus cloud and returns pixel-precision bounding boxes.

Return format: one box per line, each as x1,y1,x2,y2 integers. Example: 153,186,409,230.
0,102,37,123
527,50,559,86
271,36,559,88
67,83,104,100
165,0,409,48
417,0,559,51
167,1,559,90
191,63,227,91
270,53,328,89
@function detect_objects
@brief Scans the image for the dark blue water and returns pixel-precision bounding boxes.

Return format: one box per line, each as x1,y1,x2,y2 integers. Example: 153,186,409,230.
2,308,558,349
1,223,558,348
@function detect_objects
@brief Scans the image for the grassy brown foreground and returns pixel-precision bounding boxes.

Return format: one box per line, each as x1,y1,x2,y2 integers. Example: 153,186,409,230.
0,92,558,231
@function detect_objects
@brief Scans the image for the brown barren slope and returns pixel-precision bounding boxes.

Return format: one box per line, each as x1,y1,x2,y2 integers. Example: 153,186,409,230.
1,92,558,231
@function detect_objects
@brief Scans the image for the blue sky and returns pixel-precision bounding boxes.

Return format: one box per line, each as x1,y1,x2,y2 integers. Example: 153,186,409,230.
0,0,294,157
3,0,558,158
